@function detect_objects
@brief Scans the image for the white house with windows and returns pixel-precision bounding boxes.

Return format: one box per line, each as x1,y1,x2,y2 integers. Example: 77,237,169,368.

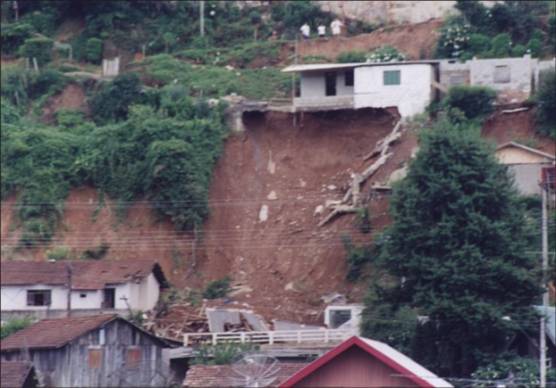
0,260,168,320
282,61,439,117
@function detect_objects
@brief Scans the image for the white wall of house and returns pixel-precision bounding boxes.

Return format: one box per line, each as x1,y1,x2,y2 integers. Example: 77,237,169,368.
71,289,103,309
354,64,434,117
1,275,160,312
506,164,546,196
1,284,67,311
138,273,161,311
299,71,354,98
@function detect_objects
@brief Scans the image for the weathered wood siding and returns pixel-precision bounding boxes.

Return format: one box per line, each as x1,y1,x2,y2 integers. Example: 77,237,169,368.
1,320,172,387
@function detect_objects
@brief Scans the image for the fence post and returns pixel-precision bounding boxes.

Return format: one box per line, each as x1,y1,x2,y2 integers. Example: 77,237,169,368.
297,331,301,344
212,333,217,346
240,332,246,344
324,330,329,343
269,331,274,345
184,334,189,346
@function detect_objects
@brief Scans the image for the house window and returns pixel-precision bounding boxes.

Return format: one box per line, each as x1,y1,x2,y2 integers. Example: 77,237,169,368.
329,309,352,329
126,347,142,368
88,348,103,369
345,69,354,86
99,328,106,345
80,293,87,298
102,288,115,309
494,65,511,83
26,290,51,306
383,70,401,85
325,72,337,96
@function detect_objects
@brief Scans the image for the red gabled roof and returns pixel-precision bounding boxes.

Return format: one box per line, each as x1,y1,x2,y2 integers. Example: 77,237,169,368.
279,336,452,388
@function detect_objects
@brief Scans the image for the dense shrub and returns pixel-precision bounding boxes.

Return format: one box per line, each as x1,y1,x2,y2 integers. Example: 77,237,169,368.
467,33,490,55
202,277,231,299
90,72,144,123
443,85,496,120
366,45,406,63
18,36,54,66
472,354,556,387
435,16,471,59
85,37,103,64
489,33,512,57
0,23,34,55
336,51,366,63
536,70,556,139
342,236,371,281
0,317,33,339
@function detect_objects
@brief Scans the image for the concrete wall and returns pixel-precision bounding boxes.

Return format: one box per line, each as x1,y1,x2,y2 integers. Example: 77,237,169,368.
469,56,536,95
354,64,434,117
71,290,103,310
507,164,546,196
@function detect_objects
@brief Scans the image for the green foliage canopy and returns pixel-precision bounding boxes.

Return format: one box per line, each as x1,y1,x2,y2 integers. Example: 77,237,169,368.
362,119,541,377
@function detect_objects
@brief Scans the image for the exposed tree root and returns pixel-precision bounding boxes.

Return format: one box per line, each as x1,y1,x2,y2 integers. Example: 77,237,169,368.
319,120,403,226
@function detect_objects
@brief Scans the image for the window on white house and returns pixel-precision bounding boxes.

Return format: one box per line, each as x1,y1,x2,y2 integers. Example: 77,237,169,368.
329,309,352,328
345,69,354,86
26,290,51,306
494,65,511,83
80,293,87,298
383,70,401,85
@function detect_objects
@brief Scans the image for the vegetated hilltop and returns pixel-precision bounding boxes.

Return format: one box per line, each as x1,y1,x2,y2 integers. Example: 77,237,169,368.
1,0,555,324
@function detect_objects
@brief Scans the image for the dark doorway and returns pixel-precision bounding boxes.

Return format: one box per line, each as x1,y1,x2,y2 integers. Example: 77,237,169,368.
102,288,115,309
325,72,337,96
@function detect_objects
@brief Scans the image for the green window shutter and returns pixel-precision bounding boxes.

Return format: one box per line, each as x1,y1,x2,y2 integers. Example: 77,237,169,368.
383,70,401,85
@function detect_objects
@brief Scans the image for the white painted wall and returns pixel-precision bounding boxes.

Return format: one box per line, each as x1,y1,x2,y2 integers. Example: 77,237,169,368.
138,273,161,311
1,275,160,312
71,290,103,309
354,64,434,117
300,70,354,98
1,285,67,311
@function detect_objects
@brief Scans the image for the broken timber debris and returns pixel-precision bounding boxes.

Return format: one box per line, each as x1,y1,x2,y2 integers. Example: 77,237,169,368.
319,121,403,227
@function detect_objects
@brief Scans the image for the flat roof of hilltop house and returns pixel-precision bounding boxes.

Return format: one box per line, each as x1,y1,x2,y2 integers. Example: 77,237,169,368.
0,314,170,352
0,259,168,290
282,60,441,73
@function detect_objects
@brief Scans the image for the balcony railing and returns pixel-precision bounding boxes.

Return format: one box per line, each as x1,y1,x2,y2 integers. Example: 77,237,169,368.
183,328,356,346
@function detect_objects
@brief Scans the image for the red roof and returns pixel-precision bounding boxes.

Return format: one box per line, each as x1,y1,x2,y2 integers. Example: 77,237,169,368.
1,314,117,351
0,259,167,290
0,361,35,388
183,363,308,387
279,336,452,388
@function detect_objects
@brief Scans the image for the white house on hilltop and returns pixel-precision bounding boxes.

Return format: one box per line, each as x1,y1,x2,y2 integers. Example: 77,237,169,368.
0,260,168,320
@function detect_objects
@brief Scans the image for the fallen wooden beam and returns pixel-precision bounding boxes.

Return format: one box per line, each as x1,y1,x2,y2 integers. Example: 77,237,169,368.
318,205,358,227
501,107,530,114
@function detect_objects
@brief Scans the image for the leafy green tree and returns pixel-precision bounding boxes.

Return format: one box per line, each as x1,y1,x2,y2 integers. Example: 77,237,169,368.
536,70,556,139
85,37,103,63
443,85,496,121
0,317,33,339
90,72,144,124
471,354,556,388
362,119,541,377
489,33,512,57
18,36,54,65
366,45,406,63
336,51,367,63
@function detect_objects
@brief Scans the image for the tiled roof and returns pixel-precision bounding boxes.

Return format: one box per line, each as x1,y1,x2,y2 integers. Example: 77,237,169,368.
1,314,116,351
0,362,35,388
0,259,167,290
183,363,308,387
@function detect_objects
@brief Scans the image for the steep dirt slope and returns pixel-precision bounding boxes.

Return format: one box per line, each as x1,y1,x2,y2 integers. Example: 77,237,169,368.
193,109,415,322
482,108,556,154
298,19,443,61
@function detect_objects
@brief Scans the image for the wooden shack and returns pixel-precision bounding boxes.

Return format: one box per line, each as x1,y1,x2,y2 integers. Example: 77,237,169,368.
0,314,175,387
